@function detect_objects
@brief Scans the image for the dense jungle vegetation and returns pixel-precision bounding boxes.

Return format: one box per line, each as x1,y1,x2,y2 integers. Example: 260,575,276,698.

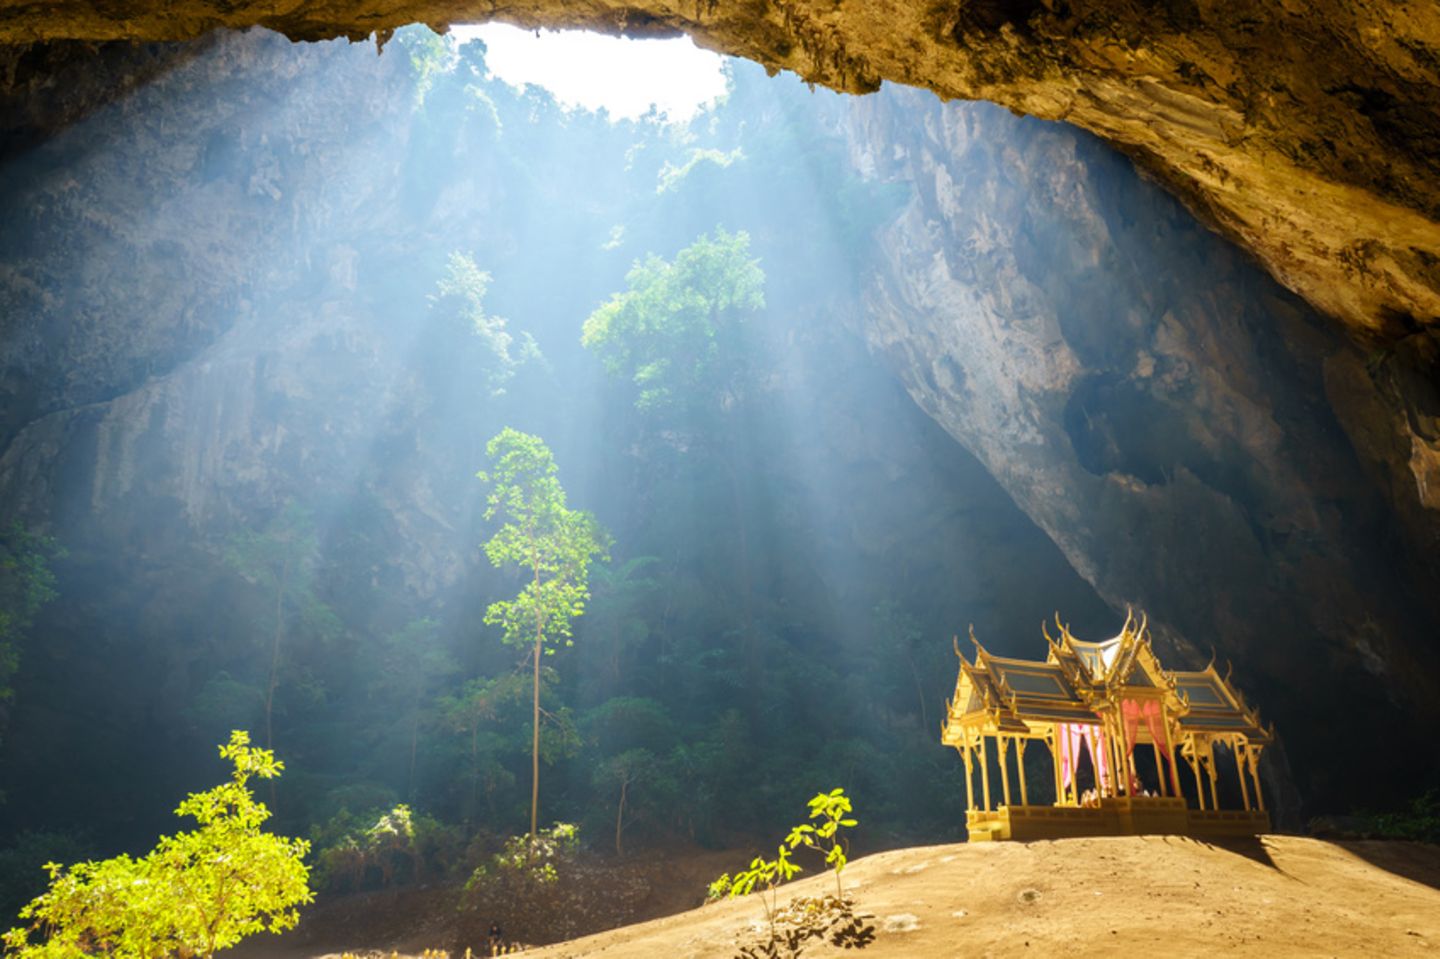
0,29,1119,923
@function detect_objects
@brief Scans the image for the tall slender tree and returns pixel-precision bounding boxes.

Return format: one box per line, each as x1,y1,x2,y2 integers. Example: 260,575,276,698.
479,428,609,839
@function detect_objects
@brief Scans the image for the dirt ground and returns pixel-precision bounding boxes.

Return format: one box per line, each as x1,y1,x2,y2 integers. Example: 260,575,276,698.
245,836,1440,959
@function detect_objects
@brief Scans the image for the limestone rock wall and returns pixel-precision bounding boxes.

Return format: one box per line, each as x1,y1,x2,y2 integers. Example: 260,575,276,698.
1,1,1436,341
840,87,1440,806
5,0,1438,564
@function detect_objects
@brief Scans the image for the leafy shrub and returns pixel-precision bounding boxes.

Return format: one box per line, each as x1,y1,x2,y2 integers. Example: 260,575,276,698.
2,731,312,958
1372,790,1440,843
312,804,462,891
463,822,580,902
711,789,871,959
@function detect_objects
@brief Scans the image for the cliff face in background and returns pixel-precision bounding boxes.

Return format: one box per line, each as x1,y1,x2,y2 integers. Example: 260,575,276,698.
0,24,1435,824
841,89,1440,808
1,2,1436,335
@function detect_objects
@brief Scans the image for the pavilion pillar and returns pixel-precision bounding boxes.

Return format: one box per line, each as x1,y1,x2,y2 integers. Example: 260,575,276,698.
1187,739,1206,810
998,736,1013,808
1153,742,1167,797
979,735,992,811
1050,732,1064,806
1017,739,1029,807
1234,739,1252,811
1249,748,1266,812
1161,708,1183,800
960,745,975,812
1124,718,1139,796
1108,715,1127,797
1205,741,1220,810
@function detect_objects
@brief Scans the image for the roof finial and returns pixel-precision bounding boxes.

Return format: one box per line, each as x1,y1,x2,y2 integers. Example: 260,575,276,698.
953,634,963,660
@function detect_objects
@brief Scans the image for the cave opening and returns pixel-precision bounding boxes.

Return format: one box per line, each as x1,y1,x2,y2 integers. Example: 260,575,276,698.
0,19,1437,953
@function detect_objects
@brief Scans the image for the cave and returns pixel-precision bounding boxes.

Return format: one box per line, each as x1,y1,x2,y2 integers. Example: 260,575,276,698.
0,4,1437,956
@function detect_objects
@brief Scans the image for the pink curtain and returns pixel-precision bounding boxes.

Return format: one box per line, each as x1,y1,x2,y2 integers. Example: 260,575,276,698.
1120,699,1173,794
1121,699,1170,763
1058,723,1111,793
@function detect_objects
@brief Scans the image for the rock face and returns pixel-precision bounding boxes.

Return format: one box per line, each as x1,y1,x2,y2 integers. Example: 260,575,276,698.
840,87,1440,808
1,1,1437,341
3,0,1438,604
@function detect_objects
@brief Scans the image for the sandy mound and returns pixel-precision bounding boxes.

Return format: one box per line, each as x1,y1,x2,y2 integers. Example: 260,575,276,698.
525,836,1440,958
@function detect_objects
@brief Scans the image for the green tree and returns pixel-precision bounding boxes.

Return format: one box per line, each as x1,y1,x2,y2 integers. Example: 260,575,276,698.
438,674,524,826
0,525,62,729
374,617,457,804
479,428,609,838
3,731,312,959
580,556,661,697
223,503,340,759
583,230,768,665
430,251,535,395
581,227,765,414
593,748,671,858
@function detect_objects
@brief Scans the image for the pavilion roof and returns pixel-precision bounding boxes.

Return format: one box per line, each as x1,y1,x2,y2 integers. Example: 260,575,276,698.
941,650,1031,745
1172,664,1273,743
943,611,1272,745
974,648,1098,724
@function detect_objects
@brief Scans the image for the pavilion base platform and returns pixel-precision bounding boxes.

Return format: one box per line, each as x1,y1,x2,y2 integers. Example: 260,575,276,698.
967,798,1268,842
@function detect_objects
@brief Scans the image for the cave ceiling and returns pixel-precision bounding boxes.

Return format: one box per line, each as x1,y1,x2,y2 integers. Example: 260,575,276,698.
1,0,1438,346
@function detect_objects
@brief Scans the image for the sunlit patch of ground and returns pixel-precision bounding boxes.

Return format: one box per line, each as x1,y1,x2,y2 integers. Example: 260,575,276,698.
524,836,1440,958
243,836,1440,958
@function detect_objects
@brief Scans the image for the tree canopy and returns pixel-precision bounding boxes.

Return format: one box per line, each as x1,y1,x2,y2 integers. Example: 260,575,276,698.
581,228,765,413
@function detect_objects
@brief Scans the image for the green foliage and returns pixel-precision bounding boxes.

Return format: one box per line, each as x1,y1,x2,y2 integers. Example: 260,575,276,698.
581,228,765,412
430,252,535,394
222,503,341,757
581,557,662,693
399,27,455,106
480,428,609,837
312,803,460,891
710,789,871,959
1370,790,1440,843
479,429,610,658
372,617,457,803
462,822,580,901
714,788,861,949
0,833,89,931
592,746,676,857
656,148,745,195
3,731,312,959
0,524,62,710
785,789,858,897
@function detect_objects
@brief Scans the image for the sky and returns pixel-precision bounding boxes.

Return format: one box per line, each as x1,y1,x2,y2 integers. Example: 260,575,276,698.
452,24,729,122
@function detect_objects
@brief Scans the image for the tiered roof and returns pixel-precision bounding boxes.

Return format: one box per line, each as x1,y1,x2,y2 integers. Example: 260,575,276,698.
942,611,1273,743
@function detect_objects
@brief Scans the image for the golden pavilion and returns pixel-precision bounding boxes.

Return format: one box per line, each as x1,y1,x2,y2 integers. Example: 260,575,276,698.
941,611,1273,841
